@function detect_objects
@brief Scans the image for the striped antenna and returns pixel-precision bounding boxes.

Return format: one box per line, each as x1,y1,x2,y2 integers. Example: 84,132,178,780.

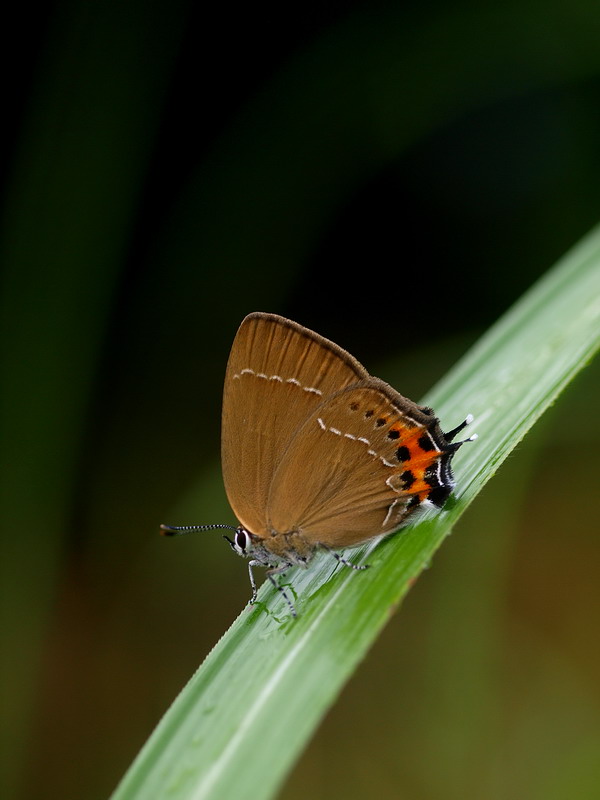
160,523,239,537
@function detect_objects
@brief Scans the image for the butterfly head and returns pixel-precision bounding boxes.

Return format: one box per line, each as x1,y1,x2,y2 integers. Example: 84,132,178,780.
224,527,255,558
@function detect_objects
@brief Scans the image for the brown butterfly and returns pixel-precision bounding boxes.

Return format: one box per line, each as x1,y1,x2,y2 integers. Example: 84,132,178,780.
162,312,475,616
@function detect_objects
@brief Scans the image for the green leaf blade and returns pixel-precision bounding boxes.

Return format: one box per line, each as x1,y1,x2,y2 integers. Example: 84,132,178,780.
111,225,600,800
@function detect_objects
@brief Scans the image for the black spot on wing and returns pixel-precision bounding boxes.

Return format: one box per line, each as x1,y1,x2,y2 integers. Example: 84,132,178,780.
401,470,416,489
396,446,410,463
418,434,435,452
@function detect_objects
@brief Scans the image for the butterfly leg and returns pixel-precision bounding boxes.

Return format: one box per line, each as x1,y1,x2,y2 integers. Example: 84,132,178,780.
266,563,297,617
247,559,263,605
247,560,297,617
320,544,370,571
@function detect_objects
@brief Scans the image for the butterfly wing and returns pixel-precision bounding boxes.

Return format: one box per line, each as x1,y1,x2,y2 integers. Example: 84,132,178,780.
221,313,369,536
266,380,455,548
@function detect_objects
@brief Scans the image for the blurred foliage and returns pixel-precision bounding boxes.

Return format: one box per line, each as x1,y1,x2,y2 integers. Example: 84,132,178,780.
1,0,598,798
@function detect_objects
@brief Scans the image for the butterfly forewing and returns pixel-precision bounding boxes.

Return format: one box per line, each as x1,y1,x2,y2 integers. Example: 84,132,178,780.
221,313,369,536
267,381,443,548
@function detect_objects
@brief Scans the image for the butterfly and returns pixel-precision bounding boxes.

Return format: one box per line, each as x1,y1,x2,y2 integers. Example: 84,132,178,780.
162,312,476,616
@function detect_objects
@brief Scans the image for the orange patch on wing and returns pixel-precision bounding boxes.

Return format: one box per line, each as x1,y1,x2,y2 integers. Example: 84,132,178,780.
413,480,435,495
395,447,443,498
407,449,442,469
393,426,442,465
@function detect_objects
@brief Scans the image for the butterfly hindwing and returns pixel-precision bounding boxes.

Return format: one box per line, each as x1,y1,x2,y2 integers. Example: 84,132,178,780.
266,380,452,548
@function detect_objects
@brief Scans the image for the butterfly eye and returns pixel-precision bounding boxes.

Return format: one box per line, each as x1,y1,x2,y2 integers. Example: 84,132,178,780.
234,529,251,556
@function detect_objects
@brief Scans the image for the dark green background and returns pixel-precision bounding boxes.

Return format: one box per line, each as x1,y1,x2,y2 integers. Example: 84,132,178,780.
1,1,599,798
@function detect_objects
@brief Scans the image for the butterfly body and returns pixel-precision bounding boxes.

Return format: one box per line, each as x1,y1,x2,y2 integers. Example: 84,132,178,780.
233,528,316,567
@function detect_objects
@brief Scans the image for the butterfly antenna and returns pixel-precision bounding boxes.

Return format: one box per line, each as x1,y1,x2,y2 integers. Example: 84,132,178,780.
160,523,239,537
444,413,478,447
